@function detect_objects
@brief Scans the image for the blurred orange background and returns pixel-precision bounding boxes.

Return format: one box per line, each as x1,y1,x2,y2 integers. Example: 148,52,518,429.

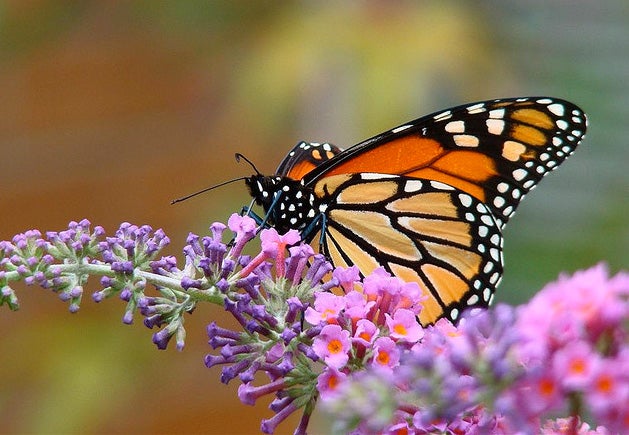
0,1,626,434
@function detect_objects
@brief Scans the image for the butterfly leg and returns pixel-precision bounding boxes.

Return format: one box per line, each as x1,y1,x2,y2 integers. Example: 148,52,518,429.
240,191,287,233
298,212,328,255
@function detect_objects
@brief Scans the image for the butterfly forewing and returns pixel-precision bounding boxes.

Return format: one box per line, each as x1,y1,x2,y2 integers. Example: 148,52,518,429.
303,97,587,228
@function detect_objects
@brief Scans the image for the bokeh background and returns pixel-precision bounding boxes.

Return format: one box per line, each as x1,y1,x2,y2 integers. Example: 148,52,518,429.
0,1,627,434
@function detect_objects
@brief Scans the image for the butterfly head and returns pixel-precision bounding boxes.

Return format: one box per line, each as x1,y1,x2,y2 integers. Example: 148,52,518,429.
244,174,281,210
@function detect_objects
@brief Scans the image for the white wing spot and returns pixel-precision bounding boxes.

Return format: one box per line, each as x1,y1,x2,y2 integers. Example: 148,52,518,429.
512,168,527,181
434,110,452,121
490,272,501,285
361,173,396,180
481,215,494,226
445,120,465,133
467,103,486,113
486,119,505,135
490,234,501,246
547,103,565,116
404,180,423,192
430,181,454,190
454,134,480,147
392,124,413,134
489,108,505,119
458,193,473,207
483,288,492,302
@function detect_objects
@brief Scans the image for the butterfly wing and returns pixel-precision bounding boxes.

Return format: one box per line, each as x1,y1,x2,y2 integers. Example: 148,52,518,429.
304,97,587,228
276,141,343,180
313,173,503,325
249,97,586,324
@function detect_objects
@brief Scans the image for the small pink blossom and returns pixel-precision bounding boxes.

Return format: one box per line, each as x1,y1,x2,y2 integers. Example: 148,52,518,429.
371,336,400,370
353,319,378,347
385,309,424,343
333,265,361,293
317,367,348,400
518,372,563,416
259,228,301,257
552,340,599,390
256,228,301,277
304,292,346,325
343,290,375,322
586,360,626,414
313,324,351,369
227,213,257,244
362,267,399,298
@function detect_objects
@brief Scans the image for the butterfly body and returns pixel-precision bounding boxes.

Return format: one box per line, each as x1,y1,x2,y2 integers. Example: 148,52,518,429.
244,97,587,325
245,175,321,235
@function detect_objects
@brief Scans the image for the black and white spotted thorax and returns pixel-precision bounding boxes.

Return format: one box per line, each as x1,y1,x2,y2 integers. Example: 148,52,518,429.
245,175,320,235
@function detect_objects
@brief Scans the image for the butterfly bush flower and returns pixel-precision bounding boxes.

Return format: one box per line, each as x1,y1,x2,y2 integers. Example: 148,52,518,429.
322,264,629,434
2,215,627,434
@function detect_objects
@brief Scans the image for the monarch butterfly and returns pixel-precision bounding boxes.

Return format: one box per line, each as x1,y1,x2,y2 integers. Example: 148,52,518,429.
244,97,587,325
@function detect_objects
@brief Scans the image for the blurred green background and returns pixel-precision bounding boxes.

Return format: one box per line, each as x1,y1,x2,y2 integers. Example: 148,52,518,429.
0,1,626,434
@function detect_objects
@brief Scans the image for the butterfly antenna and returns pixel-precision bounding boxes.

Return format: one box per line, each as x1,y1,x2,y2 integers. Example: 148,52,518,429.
235,153,261,175
171,176,247,204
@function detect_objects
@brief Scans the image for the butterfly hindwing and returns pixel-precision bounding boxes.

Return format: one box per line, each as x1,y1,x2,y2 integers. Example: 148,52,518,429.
313,173,503,325
276,141,343,180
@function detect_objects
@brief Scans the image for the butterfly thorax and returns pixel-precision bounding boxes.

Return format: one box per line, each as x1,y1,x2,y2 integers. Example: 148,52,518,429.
245,174,320,235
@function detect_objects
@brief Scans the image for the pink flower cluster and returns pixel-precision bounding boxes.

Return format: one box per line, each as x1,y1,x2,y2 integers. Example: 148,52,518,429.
305,266,426,399
503,264,629,431
321,263,629,434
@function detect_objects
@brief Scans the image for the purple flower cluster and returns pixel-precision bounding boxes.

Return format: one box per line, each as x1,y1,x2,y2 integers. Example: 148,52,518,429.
321,264,629,434
202,215,335,434
2,216,627,435
0,219,104,312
